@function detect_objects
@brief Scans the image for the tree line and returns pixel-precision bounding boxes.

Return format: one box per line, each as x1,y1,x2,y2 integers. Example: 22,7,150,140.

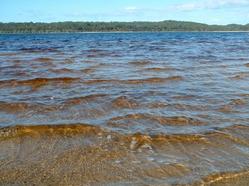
0,21,249,33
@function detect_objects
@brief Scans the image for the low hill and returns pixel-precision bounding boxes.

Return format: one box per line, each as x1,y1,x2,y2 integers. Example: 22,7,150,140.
0,20,249,33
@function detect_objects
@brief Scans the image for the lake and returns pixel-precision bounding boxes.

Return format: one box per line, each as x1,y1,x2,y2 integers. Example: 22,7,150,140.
0,32,249,185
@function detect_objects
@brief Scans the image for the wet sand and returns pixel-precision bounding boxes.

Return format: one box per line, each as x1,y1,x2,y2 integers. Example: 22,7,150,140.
1,124,249,185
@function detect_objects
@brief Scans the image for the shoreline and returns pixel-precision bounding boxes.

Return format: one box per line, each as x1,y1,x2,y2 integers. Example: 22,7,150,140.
1,31,249,34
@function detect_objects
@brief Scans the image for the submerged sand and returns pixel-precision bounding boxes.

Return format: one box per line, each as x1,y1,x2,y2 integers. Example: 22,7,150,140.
1,124,249,185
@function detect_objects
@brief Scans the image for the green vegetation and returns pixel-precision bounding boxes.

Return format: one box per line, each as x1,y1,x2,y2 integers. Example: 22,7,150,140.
0,20,249,33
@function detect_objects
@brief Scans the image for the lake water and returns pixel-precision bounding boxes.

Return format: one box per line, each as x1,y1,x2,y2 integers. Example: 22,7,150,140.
0,32,249,185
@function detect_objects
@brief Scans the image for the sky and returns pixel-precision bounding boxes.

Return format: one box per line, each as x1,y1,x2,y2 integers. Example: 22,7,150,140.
1,0,249,25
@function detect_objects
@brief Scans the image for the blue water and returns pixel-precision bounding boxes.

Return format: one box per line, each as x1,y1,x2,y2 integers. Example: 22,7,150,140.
0,32,248,132
1,32,249,185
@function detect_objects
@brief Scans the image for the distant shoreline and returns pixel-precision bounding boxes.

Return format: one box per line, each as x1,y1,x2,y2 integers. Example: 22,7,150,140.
1,31,249,34
1,20,249,33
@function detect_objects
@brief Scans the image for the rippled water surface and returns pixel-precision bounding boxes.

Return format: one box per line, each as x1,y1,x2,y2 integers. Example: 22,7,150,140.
0,32,249,185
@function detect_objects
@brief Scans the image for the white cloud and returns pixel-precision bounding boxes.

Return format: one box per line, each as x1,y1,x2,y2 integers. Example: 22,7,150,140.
174,0,249,11
124,6,139,13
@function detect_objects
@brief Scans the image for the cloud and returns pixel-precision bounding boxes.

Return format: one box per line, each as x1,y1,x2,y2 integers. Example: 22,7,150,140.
174,0,249,11
124,6,139,13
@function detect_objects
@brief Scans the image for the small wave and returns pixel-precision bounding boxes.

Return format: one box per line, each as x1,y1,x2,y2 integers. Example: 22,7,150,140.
165,103,208,111
239,94,249,97
86,52,111,58
144,67,175,72
218,99,247,113
50,67,97,75
63,58,74,64
1,123,248,145
172,94,200,100
0,123,210,145
125,76,183,84
85,76,183,85
0,124,102,139
85,49,109,56
20,47,59,53
33,57,53,63
111,96,138,109
148,102,168,108
129,60,152,66
109,113,206,126
230,72,249,80
195,170,249,186
0,77,80,88
218,105,234,113
214,124,249,146
84,79,116,84
0,101,57,114
0,52,20,56
206,131,249,146
64,94,107,105
230,99,247,105
50,68,76,74
0,101,31,113
80,68,95,74
127,133,208,150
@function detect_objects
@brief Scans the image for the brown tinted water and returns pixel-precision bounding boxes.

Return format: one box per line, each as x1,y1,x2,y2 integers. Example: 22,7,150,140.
0,33,249,185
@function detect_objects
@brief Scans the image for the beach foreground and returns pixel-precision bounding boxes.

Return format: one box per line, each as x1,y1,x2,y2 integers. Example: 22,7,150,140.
1,124,249,185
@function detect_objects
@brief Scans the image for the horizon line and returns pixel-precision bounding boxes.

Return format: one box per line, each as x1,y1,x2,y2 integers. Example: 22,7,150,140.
0,20,248,26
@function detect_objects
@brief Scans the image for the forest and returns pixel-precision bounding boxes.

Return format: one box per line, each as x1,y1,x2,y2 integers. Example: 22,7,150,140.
0,20,249,33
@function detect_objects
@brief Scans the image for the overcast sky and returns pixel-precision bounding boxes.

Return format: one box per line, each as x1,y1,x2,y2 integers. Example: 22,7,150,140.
1,0,249,24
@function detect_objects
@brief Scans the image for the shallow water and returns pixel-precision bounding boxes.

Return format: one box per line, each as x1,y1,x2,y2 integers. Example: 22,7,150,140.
0,32,249,185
